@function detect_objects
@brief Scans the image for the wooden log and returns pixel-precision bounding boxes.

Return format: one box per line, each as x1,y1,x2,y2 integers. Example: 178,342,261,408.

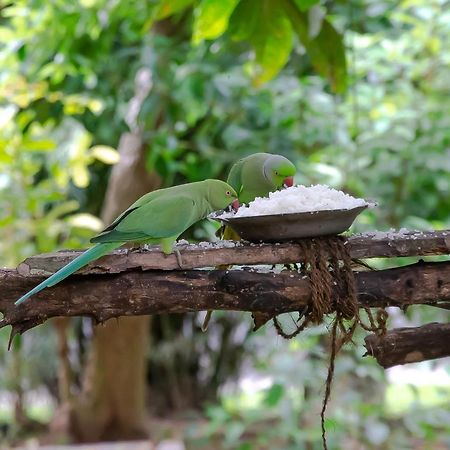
2,261,450,334
16,230,450,276
364,323,450,368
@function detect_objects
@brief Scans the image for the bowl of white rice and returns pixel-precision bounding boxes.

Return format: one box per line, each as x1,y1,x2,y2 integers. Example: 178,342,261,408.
213,185,373,242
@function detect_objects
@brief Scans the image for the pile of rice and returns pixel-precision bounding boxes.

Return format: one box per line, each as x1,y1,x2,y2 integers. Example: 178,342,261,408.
223,185,369,218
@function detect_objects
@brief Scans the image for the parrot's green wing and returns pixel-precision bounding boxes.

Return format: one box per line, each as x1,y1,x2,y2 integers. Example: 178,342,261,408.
91,195,197,243
98,206,140,235
99,191,157,234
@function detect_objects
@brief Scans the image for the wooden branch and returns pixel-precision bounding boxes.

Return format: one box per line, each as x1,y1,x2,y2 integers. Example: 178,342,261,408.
364,323,450,368
17,230,450,276
2,261,450,334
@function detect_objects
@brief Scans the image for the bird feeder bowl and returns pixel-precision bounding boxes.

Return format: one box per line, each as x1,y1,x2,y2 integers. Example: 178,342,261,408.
214,205,369,243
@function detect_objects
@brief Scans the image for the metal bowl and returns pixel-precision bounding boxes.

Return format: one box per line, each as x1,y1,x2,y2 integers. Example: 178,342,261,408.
214,205,369,242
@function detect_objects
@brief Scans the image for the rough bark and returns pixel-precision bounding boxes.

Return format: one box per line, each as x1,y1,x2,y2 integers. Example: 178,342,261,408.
17,230,450,276
3,261,450,334
364,323,450,368
71,316,151,442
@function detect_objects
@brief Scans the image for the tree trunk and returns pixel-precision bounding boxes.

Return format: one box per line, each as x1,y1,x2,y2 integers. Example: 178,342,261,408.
53,317,73,404
72,316,151,441
70,129,161,442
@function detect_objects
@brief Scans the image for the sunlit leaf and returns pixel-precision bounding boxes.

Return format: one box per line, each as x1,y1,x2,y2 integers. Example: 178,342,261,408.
63,101,85,115
90,145,120,165
22,139,56,152
192,0,239,44
44,200,80,222
264,383,284,407
87,99,104,114
68,213,103,231
282,0,347,93
72,163,89,188
229,0,293,86
79,0,98,7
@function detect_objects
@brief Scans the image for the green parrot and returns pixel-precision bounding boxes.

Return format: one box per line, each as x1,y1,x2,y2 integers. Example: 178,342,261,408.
227,152,296,205
222,152,296,240
15,179,238,306
202,152,297,330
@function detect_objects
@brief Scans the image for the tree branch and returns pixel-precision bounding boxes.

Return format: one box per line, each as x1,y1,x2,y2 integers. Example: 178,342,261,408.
2,261,450,335
17,230,450,276
364,323,450,368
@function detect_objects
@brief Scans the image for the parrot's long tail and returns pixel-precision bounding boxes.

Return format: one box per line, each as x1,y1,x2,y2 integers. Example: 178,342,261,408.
15,242,121,305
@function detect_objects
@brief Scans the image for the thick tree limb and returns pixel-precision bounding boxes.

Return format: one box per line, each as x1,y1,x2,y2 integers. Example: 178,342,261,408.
2,261,450,334
17,230,450,276
364,323,450,368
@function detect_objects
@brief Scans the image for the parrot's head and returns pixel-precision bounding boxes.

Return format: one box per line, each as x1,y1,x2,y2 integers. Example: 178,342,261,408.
264,155,296,189
206,180,239,212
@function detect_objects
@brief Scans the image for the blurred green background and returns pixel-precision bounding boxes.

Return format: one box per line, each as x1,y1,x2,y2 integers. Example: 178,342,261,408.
0,0,449,449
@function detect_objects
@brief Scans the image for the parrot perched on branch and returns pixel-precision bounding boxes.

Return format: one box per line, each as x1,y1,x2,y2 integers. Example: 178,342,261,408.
15,179,238,306
202,152,297,330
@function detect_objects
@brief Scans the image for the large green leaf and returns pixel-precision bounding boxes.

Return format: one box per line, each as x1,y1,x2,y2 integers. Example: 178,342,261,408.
282,0,347,93
229,0,293,86
192,0,240,44
227,0,258,41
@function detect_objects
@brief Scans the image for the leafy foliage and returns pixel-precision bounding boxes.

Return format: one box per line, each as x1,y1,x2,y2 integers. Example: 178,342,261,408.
152,0,347,89
229,0,293,86
192,0,240,44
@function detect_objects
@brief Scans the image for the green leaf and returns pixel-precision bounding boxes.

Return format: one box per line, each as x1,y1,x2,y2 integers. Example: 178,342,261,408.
90,145,120,164
293,0,320,12
192,0,240,44
155,0,195,20
263,383,284,407
68,213,103,231
22,138,56,152
72,163,90,188
44,200,80,222
229,0,293,86
282,0,347,93
228,0,258,41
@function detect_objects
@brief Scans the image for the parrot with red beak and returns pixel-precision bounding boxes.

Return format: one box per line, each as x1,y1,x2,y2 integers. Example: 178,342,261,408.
222,152,296,241
226,152,296,206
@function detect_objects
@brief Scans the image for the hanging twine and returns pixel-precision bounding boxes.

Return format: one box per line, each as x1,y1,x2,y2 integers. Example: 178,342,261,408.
272,236,388,450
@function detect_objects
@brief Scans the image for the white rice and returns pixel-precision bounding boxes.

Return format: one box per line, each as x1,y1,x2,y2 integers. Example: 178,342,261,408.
221,185,369,218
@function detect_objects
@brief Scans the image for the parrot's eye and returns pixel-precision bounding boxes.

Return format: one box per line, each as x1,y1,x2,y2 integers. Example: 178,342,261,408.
226,190,231,196
275,171,279,175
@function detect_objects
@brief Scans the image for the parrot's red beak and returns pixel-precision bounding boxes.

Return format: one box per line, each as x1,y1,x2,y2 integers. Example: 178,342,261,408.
231,199,240,211
283,176,294,188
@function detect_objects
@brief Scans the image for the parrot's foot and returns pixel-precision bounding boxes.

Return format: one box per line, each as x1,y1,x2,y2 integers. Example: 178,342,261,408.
126,244,143,254
202,310,213,332
174,248,184,269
